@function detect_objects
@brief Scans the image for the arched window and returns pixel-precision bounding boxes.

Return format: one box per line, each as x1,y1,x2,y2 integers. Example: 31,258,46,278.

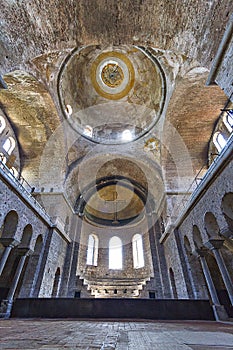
2,210,18,238
223,110,233,132
169,268,178,299
83,125,93,138
132,234,144,268
109,236,122,269
21,224,33,247
3,136,15,155
86,234,98,266
204,212,220,237
52,267,61,297
213,132,227,153
0,116,6,134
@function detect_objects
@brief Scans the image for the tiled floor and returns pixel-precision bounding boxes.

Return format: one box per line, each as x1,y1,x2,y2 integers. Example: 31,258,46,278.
0,319,233,349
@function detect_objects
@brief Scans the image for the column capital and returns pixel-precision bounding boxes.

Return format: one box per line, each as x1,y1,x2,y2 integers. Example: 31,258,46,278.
193,247,209,258
220,226,233,239
17,247,33,257
204,238,224,250
0,238,20,248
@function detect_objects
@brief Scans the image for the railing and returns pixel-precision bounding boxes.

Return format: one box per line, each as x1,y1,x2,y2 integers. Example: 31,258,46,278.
175,132,233,227
161,127,233,242
0,159,53,225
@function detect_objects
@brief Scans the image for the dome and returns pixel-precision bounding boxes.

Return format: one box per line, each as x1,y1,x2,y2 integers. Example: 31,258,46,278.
58,45,166,144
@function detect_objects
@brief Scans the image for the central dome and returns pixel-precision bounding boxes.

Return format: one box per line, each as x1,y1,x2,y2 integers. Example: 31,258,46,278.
58,45,166,144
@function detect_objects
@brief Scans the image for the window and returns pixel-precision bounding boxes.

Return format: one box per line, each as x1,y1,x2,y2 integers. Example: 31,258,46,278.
3,136,16,155
109,236,122,269
223,110,233,132
0,116,6,134
169,268,178,299
132,234,144,268
213,132,227,153
86,234,98,266
83,125,93,138
149,291,155,299
74,291,81,298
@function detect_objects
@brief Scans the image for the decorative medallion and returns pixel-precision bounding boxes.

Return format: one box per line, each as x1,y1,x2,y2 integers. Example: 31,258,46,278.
91,51,135,100
101,63,124,88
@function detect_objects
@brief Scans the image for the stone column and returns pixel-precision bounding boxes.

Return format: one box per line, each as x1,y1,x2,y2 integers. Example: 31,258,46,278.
4,249,31,318
196,249,220,305
0,238,19,276
195,248,228,321
7,253,28,301
205,239,233,305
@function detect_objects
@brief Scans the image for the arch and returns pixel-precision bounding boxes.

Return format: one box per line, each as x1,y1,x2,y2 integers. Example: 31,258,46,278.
221,192,233,232
0,115,6,134
17,234,44,298
192,225,203,250
169,267,178,299
51,267,61,297
223,111,233,132
222,192,233,220
20,224,33,247
213,132,227,153
3,136,16,155
183,234,202,299
2,210,18,238
109,236,122,269
33,235,43,254
86,234,99,266
132,234,144,268
184,235,192,254
204,212,220,238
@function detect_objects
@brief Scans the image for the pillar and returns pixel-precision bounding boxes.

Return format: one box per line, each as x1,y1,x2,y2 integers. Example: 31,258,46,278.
0,239,19,276
196,249,220,305
205,239,233,305
7,254,27,301
4,249,31,318
195,248,228,321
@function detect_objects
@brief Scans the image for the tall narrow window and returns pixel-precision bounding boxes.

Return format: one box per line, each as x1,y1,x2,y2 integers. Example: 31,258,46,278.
86,234,98,266
213,132,227,153
3,136,15,155
169,268,178,299
224,111,233,132
109,236,122,269
0,116,6,134
132,234,144,268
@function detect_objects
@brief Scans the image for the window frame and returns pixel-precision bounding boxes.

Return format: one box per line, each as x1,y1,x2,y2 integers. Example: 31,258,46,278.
2,136,16,155
86,234,99,266
132,233,145,269
213,132,227,153
109,236,123,270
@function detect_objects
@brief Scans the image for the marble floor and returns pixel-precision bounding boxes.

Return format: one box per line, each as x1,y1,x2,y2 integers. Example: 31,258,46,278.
0,319,233,349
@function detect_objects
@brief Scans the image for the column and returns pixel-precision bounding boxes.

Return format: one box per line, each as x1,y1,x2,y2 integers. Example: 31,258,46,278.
205,239,233,305
195,248,228,321
196,249,220,305
4,249,31,318
7,254,28,301
0,239,19,276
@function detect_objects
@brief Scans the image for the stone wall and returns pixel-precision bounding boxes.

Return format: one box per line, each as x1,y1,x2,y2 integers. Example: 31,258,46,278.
0,173,69,299
163,148,233,303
